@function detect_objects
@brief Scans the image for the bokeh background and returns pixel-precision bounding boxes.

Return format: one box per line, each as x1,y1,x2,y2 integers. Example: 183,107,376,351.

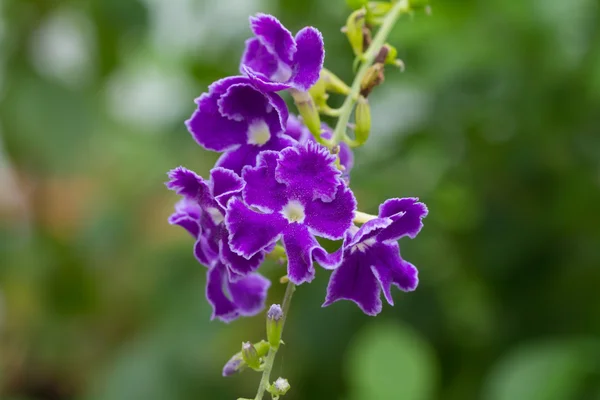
1,0,600,399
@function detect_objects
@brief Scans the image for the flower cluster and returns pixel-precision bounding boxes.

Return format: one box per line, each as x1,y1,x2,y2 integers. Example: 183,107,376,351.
166,13,427,322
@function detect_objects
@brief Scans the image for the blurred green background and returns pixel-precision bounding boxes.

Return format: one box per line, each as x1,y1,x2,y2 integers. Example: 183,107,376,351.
1,0,600,399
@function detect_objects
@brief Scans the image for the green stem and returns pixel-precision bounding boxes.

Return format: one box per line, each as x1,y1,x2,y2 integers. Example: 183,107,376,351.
254,282,296,400
330,0,410,147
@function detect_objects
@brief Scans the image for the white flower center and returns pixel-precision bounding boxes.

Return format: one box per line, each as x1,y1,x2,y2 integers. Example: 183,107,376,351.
351,238,377,254
271,62,292,82
206,207,224,225
247,119,271,146
281,200,305,224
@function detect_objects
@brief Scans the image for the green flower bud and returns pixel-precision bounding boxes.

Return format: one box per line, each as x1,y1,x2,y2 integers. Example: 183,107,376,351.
290,89,322,142
344,8,366,57
366,1,393,25
266,304,284,349
354,97,371,145
241,341,261,370
268,377,291,399
321,69,350,95
359,63,385,97
308,73,328,108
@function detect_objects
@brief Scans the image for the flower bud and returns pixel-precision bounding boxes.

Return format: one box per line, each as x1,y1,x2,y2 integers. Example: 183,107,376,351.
321,69,350,95
344,8,366,57
354,97,371,145
290,89,322,141
222,353,246,377
268,377,291,398
266,304,284,349
360,63,385,97
241,341,261,370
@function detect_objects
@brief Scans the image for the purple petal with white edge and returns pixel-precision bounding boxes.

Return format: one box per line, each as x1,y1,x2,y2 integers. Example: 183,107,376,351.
241,65,292,92
210,168,244,209
217,83,276,123
228,272,271,316
166,167,207,199
240,38,279,80
370,242,419,306
378,198,428,242
206,263,239,322
266,90,289,130
242,151,288,212
323,250,382,316
185,77,251,152
249,14,296,66
216,134,295,175
194,234,218,267
282,223,320,285
291,27,325,91
226,197,287,259
305,184,357,239
276,142,341,202
169,211,200,238
220,236,265,279
313,246,343,270
348,217,393,247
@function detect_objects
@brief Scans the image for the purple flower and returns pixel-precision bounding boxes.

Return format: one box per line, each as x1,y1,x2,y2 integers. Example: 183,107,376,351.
323,198,428,316
186,76,295,174
285,115,354,178
225,142,357,285
167,166,271,322
240,14,324,92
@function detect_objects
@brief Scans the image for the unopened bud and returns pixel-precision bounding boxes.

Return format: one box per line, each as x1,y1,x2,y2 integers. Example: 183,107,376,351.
365,1,393,25
241,342,261,370
321,69,350,95
222,353,246,377
266,304,284,349
290,89,322,141
360,63,385,97
354,97,371,145
344,9,366,57
268,377,291,398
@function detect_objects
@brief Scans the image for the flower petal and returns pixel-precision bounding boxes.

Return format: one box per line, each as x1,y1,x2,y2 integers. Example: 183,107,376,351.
275,142,341,202
228,272,271,316
220,235,265,279
348,217,393,247
226,197,286,259
240,38,279,80
210,167,244,209
322,250,382,316
168,198,202,238
206,263,239,322
241,65,292,92
242,151,288,212
249,13,296,66
282,223,320,284
313,246,343,270
369,242,419,306
291,27,325,91
185,77,250,152
378,197,428,242
305,184,357,239
194,233,219,267
217,83,278,124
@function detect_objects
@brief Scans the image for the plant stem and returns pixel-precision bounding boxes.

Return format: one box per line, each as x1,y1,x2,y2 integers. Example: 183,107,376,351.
254,282,296,400
330,0,410,147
